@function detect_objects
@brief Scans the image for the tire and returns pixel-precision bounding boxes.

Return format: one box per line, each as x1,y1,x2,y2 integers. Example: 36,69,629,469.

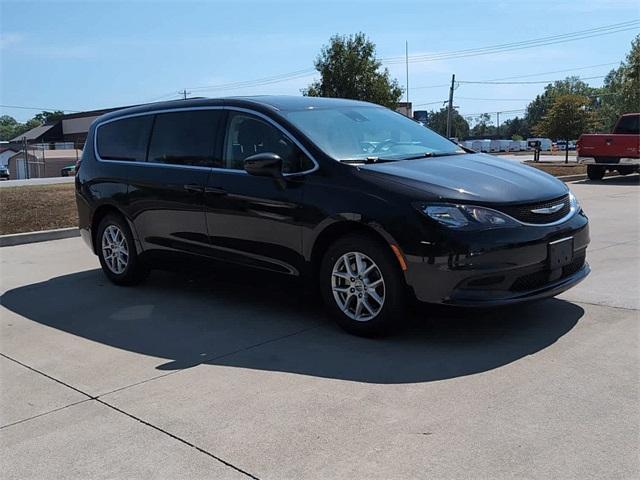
96,213,149,285
319,234,407,337
587,165,605,181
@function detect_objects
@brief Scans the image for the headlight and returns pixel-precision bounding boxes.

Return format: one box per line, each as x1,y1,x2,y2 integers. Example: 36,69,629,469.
568,191,580,211
421,204,518,229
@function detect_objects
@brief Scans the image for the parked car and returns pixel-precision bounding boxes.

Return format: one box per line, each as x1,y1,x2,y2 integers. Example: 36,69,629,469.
60,164,76,176
577,113,639,180
0,165,9,180
76,96,590,336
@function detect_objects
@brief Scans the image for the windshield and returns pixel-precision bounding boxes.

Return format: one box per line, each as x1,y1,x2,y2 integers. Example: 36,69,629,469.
282,105,463,161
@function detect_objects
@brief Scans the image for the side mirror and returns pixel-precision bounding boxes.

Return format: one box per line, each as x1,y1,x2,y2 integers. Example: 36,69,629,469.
244,153,283,178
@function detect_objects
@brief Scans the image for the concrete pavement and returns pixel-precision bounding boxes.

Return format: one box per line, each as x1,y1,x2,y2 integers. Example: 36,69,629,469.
0,176,74,188
1,175,638,479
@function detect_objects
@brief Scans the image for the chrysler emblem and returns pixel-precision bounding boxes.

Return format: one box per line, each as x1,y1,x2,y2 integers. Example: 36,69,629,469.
531,203,564,214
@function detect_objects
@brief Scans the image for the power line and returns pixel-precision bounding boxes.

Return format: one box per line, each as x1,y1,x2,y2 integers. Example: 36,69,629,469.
383,20,639,64
457,97,533,101
148,20,637,97
0,104,80,113
484,62,620,81
458,75,606,85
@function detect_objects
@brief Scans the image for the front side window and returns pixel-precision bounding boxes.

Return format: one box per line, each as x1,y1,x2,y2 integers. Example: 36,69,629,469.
223,112,313,173
282,106,463,161
97,115,153,161
148,110,223,167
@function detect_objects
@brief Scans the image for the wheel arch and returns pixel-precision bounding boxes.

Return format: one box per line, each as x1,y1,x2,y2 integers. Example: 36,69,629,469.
91,204,141,255
309,220,404,277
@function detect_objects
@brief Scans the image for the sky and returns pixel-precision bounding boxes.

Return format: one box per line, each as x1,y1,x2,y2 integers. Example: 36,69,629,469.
1,0,639,126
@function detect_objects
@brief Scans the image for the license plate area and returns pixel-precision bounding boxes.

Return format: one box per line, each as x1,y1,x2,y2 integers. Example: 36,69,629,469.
548,237,574,268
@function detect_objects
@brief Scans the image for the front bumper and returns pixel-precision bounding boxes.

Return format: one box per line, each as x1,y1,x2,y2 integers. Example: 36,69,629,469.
404,211,590,306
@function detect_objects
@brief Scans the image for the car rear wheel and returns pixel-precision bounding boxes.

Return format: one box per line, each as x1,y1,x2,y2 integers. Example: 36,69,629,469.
587,165,605,181
320,234,407,336
97,214,148,285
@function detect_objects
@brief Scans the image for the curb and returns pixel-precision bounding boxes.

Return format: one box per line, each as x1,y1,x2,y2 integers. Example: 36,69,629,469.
0,227,80,247
557,174,587,182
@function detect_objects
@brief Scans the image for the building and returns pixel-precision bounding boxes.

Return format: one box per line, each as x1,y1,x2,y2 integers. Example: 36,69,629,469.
395,102,412,117
9,105,132,147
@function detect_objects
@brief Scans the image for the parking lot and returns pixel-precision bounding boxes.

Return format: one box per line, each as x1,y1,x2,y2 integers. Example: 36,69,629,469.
1,175,638,479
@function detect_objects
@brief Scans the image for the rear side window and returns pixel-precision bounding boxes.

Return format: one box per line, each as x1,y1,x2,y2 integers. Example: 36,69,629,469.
615,115,639,135
97,115,153,161
148,110,223,167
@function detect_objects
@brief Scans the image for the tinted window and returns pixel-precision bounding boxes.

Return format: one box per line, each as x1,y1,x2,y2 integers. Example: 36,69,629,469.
282,106,462,161
615,115,639,135
97,115,153,161
148,110,223,167
224,112,314,173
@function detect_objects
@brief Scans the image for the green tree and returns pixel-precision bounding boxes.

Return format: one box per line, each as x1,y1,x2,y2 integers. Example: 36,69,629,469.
525,77,597,130
425,107,470,139
534,94,597,163
470,113,496,137
0,115,35,141
33,110,65,125
303,33,403,108
501,116,530,139
597,34,640,131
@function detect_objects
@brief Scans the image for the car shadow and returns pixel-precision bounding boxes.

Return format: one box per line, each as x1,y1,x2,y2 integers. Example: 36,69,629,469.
574,174,639,186
1,267,584,384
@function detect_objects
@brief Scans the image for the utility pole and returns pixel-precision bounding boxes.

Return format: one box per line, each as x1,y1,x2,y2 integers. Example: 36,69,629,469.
446,74,455,138
496,111,500,137
179,89,190,100
405,41,409,106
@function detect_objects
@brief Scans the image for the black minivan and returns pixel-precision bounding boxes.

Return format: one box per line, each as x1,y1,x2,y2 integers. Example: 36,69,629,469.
76,96,589,335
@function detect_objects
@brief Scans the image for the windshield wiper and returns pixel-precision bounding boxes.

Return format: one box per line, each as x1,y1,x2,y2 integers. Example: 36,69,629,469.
339,157,398,164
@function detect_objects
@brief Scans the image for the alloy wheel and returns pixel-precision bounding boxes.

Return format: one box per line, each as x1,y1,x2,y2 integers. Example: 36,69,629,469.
331,251,385,321
101,225,129,274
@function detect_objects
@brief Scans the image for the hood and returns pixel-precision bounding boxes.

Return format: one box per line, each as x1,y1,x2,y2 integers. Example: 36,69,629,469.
358,153,568,204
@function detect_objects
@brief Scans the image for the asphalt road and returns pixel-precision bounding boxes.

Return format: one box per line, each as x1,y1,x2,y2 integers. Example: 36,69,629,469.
1,175,638,479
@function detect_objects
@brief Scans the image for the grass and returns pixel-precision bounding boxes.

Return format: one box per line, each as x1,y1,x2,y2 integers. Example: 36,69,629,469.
0,183,78,235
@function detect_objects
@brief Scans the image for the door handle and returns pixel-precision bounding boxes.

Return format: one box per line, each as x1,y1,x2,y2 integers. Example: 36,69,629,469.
183,184,204,193
204,186,227,195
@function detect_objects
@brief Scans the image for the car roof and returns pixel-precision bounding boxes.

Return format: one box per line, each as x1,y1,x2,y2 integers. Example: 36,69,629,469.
95,95,380,123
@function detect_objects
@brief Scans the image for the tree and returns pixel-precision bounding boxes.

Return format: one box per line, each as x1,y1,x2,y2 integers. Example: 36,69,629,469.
425,107,470,139
597,34,640,131
33,110,65,125
303,33,403,108
470,113,496,138
501,116,530,139
525,77,597,130
0,115,34,141
534,94,597,163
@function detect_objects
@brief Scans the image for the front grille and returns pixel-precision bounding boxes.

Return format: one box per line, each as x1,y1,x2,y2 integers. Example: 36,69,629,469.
510,255,585,292
497,194,571,224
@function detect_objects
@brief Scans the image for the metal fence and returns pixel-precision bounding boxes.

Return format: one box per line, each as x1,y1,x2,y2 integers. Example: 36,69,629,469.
9,139,85,180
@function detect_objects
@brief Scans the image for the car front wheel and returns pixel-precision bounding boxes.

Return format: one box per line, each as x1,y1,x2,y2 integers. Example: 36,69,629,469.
320,234,407,336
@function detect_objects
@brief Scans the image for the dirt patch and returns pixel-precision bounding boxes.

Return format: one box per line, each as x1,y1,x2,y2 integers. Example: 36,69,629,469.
523,161,587,177
0,183,78,235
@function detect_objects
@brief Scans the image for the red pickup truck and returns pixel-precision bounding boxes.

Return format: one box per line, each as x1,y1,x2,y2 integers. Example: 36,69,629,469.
577,113,640,180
